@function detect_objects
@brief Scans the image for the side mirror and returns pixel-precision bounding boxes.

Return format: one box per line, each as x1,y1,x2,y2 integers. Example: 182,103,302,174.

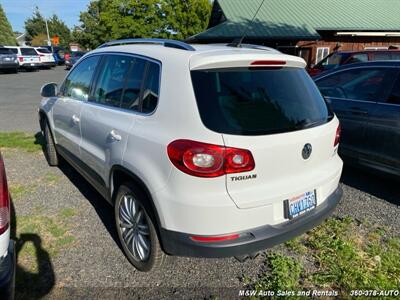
40,83,58,97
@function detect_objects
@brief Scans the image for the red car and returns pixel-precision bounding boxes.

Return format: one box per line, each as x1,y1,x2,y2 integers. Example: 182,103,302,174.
308,50,400,76
0,152,15,299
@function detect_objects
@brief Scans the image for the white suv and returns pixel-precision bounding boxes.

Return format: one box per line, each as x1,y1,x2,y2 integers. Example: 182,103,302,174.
38,39,343,272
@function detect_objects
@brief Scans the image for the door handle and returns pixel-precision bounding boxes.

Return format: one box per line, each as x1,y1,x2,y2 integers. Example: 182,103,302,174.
109,130,122,142
349,107,368,116
72,114,80,124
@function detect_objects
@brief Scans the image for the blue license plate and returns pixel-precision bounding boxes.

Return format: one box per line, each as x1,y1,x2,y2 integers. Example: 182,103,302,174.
285,191,316,219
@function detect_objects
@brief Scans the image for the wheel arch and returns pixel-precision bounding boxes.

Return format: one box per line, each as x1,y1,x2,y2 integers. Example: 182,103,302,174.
109,165,163,234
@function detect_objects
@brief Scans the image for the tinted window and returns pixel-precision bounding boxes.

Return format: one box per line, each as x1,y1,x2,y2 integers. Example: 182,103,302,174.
63,55,100,101
0,48,12,54
21,48,38,56
120,58,146,111
191,67,332,136
71,51,85,58
7,48,17,54
36,48,51,54
317,68,395,102
93,55,135,107
141,62,160,113
347,53,368,64
387,75,400,105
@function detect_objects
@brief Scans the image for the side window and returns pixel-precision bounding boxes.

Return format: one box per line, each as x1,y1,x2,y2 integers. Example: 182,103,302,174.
387,75,400,105
120,58,146,111
63,55,100,101
316,68,394,102
142,62,160,113
347,53,368,64
374,53,391,61
92,55,135,107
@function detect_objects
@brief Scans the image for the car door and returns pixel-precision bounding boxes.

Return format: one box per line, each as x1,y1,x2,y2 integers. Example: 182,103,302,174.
315,67,396,159
52,55,101,159
365,71,400,174
80,54,146,187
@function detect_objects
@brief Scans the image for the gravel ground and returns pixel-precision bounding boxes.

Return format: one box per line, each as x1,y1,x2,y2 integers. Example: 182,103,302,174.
0,67,67,133
2,148,399,299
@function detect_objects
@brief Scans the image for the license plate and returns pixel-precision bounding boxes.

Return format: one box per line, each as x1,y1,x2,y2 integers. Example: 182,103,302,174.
5,57,10,61
284,191,316,219
30,63,35,66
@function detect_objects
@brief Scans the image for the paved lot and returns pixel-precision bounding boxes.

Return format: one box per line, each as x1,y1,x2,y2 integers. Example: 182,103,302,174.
0,69,399,299
0,67,67,133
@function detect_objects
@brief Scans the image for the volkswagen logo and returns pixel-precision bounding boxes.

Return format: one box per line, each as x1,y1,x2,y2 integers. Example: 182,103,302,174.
302,143,312,160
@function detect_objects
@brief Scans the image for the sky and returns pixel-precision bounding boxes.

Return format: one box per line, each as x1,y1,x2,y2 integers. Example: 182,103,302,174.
0,0,91,32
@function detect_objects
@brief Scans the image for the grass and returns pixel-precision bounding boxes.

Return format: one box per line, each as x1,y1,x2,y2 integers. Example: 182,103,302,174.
0,132,44,152
250,217,400,294
9,183,36,200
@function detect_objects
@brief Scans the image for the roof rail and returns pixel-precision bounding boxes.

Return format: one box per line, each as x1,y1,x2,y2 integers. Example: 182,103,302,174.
97,38,196,51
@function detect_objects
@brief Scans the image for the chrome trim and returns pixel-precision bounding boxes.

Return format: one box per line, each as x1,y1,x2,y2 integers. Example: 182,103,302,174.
97,38,196,51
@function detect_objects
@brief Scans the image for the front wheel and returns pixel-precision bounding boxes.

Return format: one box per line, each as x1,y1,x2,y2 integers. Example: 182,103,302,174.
44,122,59,166
114,183,167,272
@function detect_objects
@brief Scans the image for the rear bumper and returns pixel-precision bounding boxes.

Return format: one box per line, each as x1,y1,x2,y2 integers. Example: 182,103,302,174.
160,186,342,258
40,62,56,67
21,63,40,69
0,241,16,300
0,64,18,70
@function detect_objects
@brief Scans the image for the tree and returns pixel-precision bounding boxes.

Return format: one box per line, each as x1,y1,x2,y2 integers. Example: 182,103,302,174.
0,4,17,45
162,0,212,40
73,0,212,49
25,8,71,48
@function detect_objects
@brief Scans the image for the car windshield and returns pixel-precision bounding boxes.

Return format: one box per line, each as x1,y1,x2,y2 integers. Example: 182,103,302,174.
316,52,344,70
36,48,51,54
21,48,38,56
0,48,12,54
191,67,333,136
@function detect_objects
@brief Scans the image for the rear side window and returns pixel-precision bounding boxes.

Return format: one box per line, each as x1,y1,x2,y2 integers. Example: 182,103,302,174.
21,48,38,56
93,55,135,107
191,67,332,136
120,58,146,111
7,48,17,54
141,62,160,113
63,55,100,101
316,67,396,102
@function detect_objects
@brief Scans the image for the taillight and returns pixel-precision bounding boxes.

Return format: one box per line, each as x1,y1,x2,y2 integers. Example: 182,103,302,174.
18,56,23,62
0,154,10,235
334,124,341,147
167,140,255,178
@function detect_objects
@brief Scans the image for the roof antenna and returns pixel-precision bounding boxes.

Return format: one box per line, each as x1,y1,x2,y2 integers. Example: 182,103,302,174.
228,0,266,48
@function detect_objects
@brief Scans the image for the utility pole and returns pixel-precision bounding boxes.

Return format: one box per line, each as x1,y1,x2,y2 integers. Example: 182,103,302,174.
45,17,51,48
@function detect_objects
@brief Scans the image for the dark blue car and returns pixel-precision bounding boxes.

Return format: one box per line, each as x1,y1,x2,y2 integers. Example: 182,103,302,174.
40,46,66,65
314,61,400,177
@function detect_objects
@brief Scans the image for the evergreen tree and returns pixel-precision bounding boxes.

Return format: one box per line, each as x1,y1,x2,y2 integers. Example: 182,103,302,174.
0,4,17,45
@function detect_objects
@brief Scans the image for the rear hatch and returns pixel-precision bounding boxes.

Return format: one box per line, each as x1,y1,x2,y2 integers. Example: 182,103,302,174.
20,48,40,64
0,48,16,64
191,61,341,211
36,48,55,62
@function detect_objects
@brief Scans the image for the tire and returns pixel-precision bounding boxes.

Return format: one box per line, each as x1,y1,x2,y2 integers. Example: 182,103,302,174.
44,122,59,166
114,183,167,272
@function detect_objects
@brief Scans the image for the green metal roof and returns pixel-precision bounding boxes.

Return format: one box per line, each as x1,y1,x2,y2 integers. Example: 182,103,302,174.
191,0,400,41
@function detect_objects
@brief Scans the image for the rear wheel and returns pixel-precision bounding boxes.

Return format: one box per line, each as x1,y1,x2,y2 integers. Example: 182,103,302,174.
44,122,59,166
114,183,166,272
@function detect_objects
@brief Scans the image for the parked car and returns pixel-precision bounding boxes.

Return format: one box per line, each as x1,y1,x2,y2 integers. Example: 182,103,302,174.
5,46,40,71
34,47,56,68
0,152,16,299
0,47,18,74
38,39,343,272
314,61,400,177
41,46,66,65
308,50,400,76
65,51,86,70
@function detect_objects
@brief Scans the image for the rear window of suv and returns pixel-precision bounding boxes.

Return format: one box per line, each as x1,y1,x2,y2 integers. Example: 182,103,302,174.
21,48,38,56
191,67,332,136
0,48,12,54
